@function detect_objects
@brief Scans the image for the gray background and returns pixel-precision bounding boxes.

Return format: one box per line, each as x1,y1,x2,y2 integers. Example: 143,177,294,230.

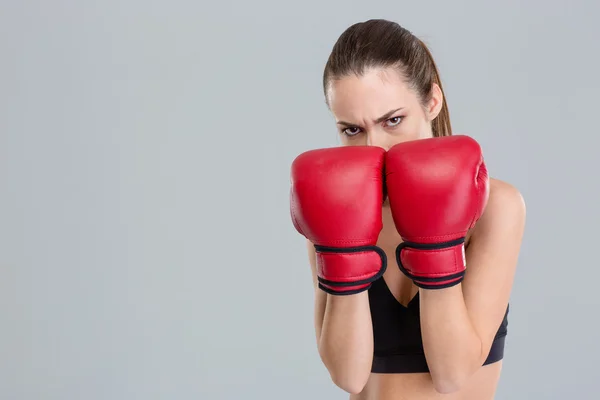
0,0,597,399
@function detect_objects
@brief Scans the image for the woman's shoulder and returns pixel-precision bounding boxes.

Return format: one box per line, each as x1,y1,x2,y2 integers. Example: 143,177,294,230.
466,178,525,245
488,178,526,210
471,177,526,239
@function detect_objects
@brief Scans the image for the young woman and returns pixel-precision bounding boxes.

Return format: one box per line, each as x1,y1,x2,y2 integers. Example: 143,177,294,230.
290,19,526,399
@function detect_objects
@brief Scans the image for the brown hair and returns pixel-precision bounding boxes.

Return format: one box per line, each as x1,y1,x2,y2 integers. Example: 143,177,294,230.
323,19,452,137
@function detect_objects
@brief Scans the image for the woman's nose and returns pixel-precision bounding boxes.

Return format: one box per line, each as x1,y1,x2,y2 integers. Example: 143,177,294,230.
366,131,392,151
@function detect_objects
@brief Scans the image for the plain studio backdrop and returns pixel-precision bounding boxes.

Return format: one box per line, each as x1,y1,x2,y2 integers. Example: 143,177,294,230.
0,0,597,399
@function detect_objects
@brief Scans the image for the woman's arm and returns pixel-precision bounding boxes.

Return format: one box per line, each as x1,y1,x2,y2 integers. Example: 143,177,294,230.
306,240,374,394
419,179,526,394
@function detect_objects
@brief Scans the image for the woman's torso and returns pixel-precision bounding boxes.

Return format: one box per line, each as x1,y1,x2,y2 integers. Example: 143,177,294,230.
354,202,503,400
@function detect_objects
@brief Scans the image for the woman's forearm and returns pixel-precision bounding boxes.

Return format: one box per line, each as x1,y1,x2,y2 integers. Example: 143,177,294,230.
318,291,373,394
419,285,483,393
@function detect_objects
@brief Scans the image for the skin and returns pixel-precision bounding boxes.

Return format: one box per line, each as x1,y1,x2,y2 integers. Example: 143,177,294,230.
306,67,526,399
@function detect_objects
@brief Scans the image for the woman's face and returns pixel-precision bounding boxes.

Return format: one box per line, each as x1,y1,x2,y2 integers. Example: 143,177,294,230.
326,67,443,151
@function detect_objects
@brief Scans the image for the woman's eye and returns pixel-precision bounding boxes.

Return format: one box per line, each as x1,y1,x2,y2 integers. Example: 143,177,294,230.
386,117,402,127
343,127,361,136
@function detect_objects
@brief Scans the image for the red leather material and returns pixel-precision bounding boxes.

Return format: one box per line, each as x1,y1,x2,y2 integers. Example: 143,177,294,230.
290,146,387,294
399,243,465,284
316,250,384,284
386,135,489,289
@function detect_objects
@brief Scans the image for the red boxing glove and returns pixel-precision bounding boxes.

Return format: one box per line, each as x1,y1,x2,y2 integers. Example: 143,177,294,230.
290,146,387,295
385,135,489,289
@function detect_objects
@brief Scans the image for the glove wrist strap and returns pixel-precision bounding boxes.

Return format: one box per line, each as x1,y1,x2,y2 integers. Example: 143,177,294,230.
396,238,466,290
315,245,387,295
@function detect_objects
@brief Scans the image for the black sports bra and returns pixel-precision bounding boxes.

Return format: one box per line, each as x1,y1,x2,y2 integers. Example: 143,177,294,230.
368,277,509,373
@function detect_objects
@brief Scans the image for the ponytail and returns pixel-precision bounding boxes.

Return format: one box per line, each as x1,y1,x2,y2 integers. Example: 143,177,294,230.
418,39,452,137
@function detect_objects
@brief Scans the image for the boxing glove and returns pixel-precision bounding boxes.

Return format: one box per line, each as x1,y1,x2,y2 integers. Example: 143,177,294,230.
385,135,489,289
290,146,387,295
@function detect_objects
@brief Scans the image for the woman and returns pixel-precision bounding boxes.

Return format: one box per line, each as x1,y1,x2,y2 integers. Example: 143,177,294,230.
291,19,526,399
